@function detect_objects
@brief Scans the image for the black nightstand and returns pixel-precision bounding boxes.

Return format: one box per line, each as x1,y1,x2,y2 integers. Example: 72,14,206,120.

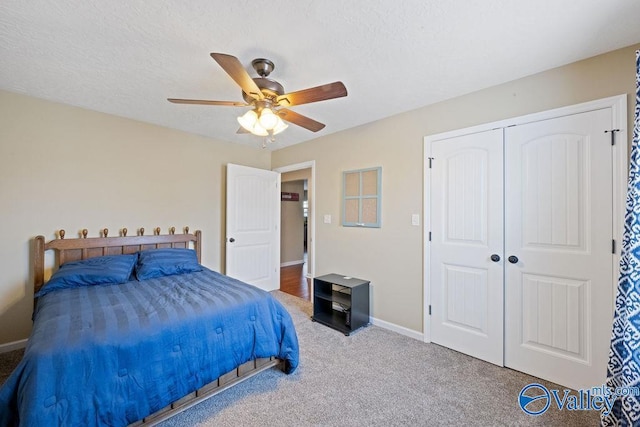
312,274,370,335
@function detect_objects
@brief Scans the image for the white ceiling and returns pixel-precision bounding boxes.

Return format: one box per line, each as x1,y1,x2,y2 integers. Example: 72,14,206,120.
1,1,639,150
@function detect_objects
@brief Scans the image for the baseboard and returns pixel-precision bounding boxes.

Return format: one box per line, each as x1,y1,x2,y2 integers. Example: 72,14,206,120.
280,260,304,267
370,317,424,341
0,338,27,353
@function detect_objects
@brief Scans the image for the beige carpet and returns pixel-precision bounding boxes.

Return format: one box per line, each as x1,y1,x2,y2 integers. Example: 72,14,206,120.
159,291,599,426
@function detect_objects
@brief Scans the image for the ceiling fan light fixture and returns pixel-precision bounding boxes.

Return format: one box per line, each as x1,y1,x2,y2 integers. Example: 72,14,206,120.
258,107,278,130
237,110,258,132
272,117,288,135
238,109,278,136
251,122,269,136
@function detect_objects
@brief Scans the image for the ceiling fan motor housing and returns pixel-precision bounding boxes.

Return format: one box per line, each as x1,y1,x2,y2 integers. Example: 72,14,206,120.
242,77,285,103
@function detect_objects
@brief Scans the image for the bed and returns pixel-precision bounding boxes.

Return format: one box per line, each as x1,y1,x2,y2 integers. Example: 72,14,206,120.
0,227,299,426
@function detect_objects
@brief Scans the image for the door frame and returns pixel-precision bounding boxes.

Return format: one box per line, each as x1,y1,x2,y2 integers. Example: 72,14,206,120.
273,160,316,280
423,94,627,344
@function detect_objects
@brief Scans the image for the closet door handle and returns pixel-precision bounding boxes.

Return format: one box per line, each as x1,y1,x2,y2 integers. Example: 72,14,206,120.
229,237,235,243
508,255,519,264
490,254,501,262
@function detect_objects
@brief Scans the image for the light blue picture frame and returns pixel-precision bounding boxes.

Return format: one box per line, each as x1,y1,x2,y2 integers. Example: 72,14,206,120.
342,167,382,228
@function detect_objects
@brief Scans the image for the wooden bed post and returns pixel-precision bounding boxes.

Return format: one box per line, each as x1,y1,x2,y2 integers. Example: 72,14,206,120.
194,230,202,263
34,236,45,295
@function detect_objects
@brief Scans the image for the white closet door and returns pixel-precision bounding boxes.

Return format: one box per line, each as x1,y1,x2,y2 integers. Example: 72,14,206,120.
504,109,613,390
429,129,504,365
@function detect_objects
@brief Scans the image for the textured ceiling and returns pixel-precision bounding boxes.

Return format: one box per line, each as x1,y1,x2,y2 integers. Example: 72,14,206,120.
1,1,639,150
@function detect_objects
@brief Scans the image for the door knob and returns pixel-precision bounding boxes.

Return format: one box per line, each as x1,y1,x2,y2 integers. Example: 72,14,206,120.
229,237,235,243
508,255,519,264
490,254,501,262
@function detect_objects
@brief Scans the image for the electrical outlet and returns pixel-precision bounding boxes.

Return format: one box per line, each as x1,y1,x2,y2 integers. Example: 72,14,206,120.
324,214,332,224
411,214,420,226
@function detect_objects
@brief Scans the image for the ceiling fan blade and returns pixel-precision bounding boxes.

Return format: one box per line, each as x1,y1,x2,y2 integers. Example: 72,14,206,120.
210,53,264,100
167,98,248,107
277,109,326,132
236,126,250,134
276,81,347,107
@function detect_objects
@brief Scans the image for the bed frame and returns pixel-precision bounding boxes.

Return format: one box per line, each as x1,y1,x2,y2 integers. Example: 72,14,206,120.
33,227,282,426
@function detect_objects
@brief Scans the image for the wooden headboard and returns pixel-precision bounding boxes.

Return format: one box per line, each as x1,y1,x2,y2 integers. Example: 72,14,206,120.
34,226,202,294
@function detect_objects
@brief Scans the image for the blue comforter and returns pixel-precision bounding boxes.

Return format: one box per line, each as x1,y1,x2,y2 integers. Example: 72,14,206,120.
0,268,299,426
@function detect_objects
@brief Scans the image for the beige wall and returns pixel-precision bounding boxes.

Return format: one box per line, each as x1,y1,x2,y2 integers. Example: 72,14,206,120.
272,43,640,333
0,90,270,344
280,181,305,264
281,168,311,182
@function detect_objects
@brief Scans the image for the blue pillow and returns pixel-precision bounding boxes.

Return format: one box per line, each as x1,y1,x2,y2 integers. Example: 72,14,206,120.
135,248,202,281
35,254,137,298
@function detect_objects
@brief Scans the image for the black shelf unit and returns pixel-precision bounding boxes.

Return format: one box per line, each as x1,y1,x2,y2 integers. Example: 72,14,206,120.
312,274,370,335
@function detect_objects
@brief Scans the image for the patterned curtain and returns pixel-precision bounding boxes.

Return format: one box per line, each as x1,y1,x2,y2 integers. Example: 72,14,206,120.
602,50,640,426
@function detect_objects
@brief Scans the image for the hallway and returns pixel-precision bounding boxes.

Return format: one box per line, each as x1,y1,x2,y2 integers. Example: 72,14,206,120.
280,260,310,300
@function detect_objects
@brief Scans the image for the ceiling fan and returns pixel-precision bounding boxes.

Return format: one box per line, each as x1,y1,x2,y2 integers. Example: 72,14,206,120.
168,53,348,139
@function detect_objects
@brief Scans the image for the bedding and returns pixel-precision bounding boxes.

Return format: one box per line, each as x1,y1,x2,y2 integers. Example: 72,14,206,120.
0,267,299,426
134,248,202,280
34,254,138,298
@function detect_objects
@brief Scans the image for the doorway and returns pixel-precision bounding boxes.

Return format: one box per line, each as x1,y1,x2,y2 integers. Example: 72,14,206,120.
280,178,309,299
274,161,316,300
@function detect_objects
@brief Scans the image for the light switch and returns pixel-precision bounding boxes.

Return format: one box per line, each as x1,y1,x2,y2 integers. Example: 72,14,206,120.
411,214,420,226
324,214,332,224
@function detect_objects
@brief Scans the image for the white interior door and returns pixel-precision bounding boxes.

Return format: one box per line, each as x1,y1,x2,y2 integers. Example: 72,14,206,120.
226,163,280,292
504,109,614,390
429,129,504,365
